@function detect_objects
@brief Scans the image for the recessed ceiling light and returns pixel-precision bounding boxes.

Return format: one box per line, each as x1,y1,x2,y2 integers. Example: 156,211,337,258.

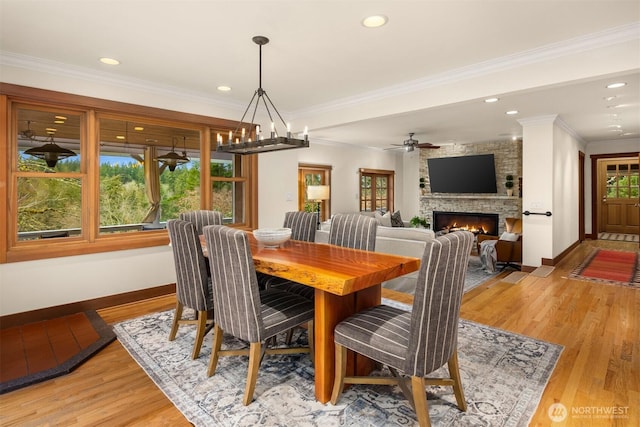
100,57,120,65
134,126,144,131
505,110,519,115
606,82,626,89
484,97,499,103
362,15,388,28
55,115,67,120
54,120,65,124
217,85,232,92
608,124,622,128
603,96,616,101
116,135,126,140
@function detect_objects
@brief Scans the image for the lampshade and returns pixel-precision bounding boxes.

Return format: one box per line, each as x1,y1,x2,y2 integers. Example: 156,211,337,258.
307,185,330,201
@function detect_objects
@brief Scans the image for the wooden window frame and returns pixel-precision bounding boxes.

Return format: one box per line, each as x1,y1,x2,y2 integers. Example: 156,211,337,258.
298,163,332,222
359,168,395,213
0,83,258,263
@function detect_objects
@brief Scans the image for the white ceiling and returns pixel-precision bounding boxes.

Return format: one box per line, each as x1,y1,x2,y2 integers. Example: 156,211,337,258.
1,1,639,150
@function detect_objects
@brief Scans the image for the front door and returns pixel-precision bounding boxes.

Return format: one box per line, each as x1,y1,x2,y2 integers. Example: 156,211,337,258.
599,158,640,235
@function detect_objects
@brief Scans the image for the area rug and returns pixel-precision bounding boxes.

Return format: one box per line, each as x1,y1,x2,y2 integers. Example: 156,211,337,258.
598,232,639,243
383,255,499,295
114,309,562,426
569,248,640,288
0,311,116,394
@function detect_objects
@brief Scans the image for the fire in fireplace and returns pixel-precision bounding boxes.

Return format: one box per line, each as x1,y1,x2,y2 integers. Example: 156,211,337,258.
433,211,499,236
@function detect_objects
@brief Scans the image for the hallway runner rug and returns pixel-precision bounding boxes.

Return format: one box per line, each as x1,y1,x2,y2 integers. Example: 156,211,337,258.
569,248,640,289
598,232,639,243
0,311,116,394
114,309,562,426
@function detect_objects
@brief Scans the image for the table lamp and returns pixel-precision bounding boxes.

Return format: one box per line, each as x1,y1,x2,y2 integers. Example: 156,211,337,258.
306,185,330,229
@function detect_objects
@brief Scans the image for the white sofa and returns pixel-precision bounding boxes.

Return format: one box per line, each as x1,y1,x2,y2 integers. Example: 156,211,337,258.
314,217,435,294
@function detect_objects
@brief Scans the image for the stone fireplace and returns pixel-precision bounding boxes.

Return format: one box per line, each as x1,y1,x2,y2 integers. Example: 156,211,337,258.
433,211,499,236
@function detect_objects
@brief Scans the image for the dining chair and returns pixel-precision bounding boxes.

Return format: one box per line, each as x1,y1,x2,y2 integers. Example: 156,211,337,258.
167,219,214,359
203,225,315,406
178,210,223,234
259,211,317,300
330,230,474,427
328,213,377,250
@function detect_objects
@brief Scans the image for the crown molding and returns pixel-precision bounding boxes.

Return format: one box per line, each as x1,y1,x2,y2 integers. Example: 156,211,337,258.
0,51,245,112
292,22,640,118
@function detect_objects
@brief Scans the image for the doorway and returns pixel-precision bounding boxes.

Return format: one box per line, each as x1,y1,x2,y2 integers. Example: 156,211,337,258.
298,164,332,222
596,157,639,236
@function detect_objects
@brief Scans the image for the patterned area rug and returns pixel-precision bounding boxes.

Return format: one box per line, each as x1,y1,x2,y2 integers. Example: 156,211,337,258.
569,248,640,288
114,310,562,426
383,255,498,294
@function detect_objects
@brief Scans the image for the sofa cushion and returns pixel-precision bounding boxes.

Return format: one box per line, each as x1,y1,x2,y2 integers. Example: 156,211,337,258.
377,226,434,242
374,211,392,227
390,210,404,227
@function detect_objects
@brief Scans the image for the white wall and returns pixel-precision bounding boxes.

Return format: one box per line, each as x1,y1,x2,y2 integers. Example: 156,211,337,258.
258,140,404,228
584,137,640,234
0,247,176,316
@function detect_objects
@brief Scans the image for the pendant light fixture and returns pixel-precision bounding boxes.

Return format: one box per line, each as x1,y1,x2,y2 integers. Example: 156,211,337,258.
217,36,309,155
156,136,190,171
21,121,77,168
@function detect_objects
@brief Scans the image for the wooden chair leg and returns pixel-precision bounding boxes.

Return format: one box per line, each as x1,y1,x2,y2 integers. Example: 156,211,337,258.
330,343,347,404
307,320,314,366
448,351,467,411
168,301,183,341
243,342,262,406
411,376,431,427
191,310,208,359
207,324,223,377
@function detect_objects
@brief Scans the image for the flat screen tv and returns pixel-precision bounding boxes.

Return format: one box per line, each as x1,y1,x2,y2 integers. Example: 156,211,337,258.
427,154,497,193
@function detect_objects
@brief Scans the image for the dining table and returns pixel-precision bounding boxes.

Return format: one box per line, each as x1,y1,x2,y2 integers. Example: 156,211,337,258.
201,232,421,403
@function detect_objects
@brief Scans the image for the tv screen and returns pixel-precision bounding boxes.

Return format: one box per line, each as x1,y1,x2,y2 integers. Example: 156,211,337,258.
427,154,497,193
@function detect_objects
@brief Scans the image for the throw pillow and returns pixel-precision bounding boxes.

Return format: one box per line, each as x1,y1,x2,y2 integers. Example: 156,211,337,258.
499,231,520,241
390,210,404,227
374,211,392,227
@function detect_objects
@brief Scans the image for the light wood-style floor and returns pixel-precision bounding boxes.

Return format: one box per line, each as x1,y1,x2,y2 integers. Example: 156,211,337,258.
1,239,638,426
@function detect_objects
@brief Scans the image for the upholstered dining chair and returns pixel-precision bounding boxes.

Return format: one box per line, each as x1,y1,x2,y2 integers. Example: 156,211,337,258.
179,210,223,234
328,213,377,250
203,225,315,406
167,219,214,359
259,211,318,300
330,230,474,427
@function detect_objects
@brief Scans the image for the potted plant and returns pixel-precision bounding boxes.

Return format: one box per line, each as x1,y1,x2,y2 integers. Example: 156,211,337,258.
410,216,430,229
505,175,514,196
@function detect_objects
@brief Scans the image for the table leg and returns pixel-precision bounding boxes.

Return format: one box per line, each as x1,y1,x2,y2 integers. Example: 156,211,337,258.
313,285,381,403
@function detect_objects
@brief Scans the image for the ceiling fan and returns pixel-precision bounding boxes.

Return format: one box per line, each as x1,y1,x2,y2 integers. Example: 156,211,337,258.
387,133,440,152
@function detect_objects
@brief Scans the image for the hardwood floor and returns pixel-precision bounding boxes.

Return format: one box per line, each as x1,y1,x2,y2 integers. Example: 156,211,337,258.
0,239,637,426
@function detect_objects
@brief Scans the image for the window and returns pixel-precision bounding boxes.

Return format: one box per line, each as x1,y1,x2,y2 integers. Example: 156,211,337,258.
298,164,332,222
1,84,257,263
359,168,394,213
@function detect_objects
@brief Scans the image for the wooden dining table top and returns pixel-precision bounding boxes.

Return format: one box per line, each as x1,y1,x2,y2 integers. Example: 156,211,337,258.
200,233,420,297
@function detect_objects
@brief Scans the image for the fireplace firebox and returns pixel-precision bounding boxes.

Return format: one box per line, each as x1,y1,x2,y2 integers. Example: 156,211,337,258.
433,211,499,236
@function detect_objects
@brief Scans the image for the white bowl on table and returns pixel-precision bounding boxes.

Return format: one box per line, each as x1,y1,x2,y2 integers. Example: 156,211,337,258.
253,228,292,247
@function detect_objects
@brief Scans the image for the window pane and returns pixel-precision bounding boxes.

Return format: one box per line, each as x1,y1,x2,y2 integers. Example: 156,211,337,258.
212,181,243,223
17,108,81,172
17,177,82,240
99,118,200,233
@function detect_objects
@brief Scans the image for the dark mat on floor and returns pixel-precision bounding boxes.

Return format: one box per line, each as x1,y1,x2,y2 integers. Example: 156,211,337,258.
0,310,116,394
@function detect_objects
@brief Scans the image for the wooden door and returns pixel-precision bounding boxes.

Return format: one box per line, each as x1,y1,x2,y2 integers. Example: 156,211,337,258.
599,158,640,235
298,164,331,222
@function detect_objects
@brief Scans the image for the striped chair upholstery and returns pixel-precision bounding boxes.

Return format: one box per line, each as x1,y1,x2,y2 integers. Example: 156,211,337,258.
179,210,223,234
328,213,377,250
203,225,315,405
330,231,474,426
284,211,317,242
167,219,214,359
259,211,318,300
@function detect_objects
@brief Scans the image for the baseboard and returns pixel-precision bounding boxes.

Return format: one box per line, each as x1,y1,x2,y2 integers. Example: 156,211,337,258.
541,239,580,267
0,284,176,329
